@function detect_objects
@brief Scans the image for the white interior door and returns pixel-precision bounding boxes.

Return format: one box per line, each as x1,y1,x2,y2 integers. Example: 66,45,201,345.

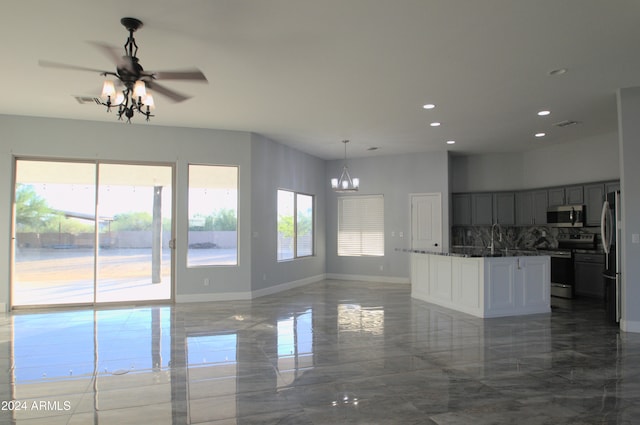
411,193,442,252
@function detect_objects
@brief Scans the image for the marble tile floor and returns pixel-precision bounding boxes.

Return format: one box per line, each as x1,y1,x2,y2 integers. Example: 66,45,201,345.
1,280,639,424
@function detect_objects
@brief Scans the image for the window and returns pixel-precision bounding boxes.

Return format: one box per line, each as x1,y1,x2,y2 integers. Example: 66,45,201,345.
338,195,384,256
277,190,314,261
187,165,238,266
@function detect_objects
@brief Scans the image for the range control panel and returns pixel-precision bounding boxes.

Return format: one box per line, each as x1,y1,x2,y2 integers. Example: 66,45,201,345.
557,233,595,249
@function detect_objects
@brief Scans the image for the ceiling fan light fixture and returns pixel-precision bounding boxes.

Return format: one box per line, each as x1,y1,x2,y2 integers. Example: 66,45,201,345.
39,16,208,124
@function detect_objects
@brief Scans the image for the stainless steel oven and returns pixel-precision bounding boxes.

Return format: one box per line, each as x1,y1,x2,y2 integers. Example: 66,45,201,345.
547,233,596,299
549,250,573,298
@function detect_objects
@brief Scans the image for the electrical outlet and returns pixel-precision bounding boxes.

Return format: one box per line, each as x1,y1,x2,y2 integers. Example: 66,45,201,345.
263,273,267,281
203,278,210,286
379,265,384,271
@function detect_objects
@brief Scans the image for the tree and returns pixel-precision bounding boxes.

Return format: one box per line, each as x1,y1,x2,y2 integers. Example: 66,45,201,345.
212,209,237,231
111,212,153,231
277,215,294,238
14,184,59,232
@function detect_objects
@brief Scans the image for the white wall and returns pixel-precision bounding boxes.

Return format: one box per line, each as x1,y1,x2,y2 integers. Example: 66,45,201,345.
617,88,640,333
451,132,619,192
325,151,450,282
250,134,326,293
0,114,253,306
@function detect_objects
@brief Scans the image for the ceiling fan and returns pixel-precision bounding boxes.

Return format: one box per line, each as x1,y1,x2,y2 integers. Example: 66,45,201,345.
39,17,208,123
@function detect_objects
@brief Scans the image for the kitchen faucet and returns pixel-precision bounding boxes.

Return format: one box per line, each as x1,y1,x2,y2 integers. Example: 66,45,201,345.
489,222,503,255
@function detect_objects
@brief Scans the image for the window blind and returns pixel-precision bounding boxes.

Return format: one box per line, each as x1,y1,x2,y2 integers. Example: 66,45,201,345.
338,195,384,256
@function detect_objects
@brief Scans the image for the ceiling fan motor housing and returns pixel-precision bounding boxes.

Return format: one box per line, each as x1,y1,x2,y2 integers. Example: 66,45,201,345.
120,17,143,32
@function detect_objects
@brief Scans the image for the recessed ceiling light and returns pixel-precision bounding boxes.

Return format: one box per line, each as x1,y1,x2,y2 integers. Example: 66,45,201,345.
446,140,456,145
430,122,441,127
548,68,567,76
535,132,546,138
422,103,436,109
537,110,551,116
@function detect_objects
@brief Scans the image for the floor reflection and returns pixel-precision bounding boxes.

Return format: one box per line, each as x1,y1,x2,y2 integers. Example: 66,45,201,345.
2,281,639,424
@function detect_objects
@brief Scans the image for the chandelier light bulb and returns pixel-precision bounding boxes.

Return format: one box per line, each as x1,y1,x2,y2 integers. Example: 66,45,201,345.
133,80,147,98
114,92,125,105
101,80,116,98
143,93,155,109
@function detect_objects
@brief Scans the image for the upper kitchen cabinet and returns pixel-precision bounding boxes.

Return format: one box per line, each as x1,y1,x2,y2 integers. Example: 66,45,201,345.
516,189,547,225
493,192,515,225
548,185,583,206
566,185,584,205
584,183,605,227
452,194,471,225
583,181,620,226
605,181,620,194
548,187,565,207
471,193,493,225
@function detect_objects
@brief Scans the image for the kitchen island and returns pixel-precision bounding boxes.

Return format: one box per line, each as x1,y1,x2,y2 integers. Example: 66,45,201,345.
408,249,550,318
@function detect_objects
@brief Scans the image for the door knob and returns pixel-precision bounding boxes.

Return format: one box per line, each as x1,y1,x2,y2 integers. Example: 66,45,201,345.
434,243,438,247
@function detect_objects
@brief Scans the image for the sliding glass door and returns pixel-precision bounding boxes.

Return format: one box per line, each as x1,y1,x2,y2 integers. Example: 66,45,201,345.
96,163,173,303
12,159,173,307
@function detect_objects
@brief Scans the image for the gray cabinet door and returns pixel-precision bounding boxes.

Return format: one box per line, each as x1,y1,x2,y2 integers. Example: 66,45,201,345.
584,183,604,227
532,190,548,224
566,185,584,205
515,191,533,225
516,190,547,225
493,192,515,225
548,188,565,207
575,261,605,298
471,193,493,225
452,194,471,225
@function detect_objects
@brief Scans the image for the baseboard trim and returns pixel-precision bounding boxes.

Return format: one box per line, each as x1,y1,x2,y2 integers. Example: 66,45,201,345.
176,274,326,303
251,274,325,299
621,319,640,333
325,273,410,284
176,291,252,303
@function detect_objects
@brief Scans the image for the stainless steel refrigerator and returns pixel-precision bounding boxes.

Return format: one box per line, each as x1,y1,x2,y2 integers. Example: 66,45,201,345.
601,190,621,324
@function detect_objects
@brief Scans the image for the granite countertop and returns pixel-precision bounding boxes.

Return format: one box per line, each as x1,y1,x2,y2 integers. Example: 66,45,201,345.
397,246,549,258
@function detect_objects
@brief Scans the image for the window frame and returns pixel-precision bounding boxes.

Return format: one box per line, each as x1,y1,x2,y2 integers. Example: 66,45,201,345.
277,189,315,261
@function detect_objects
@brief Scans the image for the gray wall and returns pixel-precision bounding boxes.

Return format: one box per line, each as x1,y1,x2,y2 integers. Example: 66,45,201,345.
617,88,640,332
250,134,326,292
451,132,619,192
0,114,254,306
325,151,450,282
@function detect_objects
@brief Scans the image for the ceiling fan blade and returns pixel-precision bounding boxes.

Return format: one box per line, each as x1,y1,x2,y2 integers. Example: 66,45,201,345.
147,81,191,103
39,60,110,74
147,69,208,82
87,41,126,67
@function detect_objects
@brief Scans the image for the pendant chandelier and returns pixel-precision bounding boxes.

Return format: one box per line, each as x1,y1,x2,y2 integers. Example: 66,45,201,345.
331,140,359,192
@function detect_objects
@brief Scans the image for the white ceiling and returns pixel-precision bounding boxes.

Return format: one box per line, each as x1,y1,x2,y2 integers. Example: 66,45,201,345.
1,1,639,160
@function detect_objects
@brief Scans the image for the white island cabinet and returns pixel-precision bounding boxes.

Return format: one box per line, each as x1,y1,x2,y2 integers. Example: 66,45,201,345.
411,253,550,318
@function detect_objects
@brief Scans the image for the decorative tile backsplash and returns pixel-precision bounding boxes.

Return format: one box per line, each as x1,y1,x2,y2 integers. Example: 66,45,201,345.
451,225,600,251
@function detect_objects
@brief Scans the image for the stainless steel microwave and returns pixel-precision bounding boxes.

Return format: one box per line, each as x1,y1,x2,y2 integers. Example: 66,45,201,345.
547,205,585,227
